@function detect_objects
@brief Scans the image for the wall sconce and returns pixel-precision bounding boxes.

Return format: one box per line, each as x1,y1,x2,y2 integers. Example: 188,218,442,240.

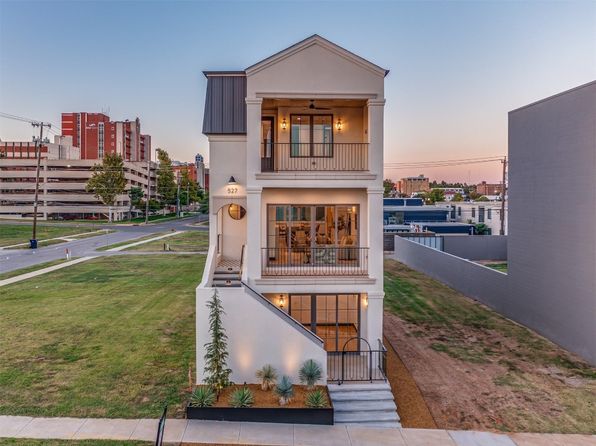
363,295,368,307
279,295,285,309
281,118,287,131
227,176,238,195
335,118,342,132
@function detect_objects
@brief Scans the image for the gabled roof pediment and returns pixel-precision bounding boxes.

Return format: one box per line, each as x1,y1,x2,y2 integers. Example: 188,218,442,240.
245,34,389,78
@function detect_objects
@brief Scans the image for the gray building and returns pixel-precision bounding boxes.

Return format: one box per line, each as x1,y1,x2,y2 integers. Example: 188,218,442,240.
508,81,596,363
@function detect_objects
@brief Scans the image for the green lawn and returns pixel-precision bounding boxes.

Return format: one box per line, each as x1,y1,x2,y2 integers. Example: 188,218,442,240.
384,258,596,433
484,262,508,273
126,230,209,252
0,225,94,248
0,254,204,418
0,259,73,280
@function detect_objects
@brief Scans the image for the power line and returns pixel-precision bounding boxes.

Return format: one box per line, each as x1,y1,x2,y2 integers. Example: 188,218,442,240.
0,112,62,133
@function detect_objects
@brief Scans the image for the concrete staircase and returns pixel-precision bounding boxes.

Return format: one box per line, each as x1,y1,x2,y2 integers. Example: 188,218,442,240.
328,382,401,428
212,260,241,287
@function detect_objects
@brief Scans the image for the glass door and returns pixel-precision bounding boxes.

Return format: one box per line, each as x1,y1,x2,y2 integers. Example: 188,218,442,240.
261,117,274,171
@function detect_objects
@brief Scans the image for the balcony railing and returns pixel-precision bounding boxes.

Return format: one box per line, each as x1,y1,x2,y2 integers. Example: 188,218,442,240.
261,143,368,172
262,246,368,276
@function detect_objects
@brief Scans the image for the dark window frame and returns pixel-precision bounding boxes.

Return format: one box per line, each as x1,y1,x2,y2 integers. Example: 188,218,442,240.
289,113,334,158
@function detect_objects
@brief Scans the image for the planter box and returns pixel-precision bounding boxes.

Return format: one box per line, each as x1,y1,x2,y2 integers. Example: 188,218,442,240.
186,405,334,425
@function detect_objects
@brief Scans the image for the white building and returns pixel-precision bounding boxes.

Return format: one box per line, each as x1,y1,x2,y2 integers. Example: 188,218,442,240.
445,201,508,235
195,153,206,190
196,36,388,388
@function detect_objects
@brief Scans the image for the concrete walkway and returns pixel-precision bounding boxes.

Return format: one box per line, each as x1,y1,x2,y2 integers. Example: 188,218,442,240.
0,416,594,445
104,230,185,252
0,256,94,287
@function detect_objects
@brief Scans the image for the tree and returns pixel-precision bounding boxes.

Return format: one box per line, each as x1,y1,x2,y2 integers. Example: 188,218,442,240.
475,223,491,235
203,289,232,395
424,188,446,204
476,195,490,202
383,179,394,197
468,191,482,201
180,167,199,205
198,190,209,214
128,186,144,219
452,192,464,202
156,148,176,206
86,153,126,221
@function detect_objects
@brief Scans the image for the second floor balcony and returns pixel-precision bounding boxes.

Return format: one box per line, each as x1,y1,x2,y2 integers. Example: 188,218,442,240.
261,142,368,172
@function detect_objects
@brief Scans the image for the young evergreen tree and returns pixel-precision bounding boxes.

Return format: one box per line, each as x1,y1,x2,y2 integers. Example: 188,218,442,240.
156,148,177,206
85,153,126,221
203,289,232,395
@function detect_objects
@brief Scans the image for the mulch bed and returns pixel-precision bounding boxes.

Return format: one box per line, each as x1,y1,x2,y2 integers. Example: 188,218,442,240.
211,384,330,408
384,333,437,428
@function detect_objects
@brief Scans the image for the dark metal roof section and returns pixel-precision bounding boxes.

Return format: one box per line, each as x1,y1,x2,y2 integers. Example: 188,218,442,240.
202,72,247,135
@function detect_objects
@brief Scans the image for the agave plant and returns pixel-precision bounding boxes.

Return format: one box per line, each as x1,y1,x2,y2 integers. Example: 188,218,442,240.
255,364,278,391
229,386,254,408
298,359,322,390
305,389,328,408
189,386,216,408
275,375,294,406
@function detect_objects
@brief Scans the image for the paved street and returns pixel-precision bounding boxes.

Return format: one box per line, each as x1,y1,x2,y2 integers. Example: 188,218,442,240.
0,215,208,274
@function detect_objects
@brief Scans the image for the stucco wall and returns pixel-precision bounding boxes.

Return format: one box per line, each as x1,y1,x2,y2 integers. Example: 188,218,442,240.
442,235,507,261
508,82,596,364
196,286,327,384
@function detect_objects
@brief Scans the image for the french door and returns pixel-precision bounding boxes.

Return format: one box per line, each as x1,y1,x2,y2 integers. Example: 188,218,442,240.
288,294,360,351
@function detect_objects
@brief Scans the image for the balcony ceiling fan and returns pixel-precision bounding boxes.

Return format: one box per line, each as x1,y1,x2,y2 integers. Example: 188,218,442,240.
302,99,331,111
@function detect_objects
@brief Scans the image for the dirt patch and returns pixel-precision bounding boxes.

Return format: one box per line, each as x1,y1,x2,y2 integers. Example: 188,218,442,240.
384,336,437,428
383,259,596,434
212,384,330,408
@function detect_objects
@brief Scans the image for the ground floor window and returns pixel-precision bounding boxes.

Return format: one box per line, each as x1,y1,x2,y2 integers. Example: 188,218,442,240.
288,293,360,351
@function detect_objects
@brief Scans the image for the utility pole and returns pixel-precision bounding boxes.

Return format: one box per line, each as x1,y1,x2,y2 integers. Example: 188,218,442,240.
500,156,507,235
30,122,51,249
144,152,151,224
176,176,181,218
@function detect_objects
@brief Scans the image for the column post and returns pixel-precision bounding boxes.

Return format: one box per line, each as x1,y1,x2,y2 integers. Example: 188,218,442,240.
245,97,263,188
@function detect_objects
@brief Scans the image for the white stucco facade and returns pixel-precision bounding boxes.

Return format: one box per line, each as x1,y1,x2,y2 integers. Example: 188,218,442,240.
197,35,388,384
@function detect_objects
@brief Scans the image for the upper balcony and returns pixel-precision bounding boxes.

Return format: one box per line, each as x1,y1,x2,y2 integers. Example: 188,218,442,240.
259,98,371,174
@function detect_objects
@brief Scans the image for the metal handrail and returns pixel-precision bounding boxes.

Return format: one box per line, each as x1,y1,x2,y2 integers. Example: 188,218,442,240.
261,142,369,172
155,405,167,446
240,280,325,348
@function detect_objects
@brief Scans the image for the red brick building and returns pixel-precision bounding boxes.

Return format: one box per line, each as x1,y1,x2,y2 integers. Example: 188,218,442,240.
61,112,151,161
476,181,504,196
172,162,197,183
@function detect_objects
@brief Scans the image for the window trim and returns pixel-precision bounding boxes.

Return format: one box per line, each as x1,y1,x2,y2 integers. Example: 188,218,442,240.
289,113,334,158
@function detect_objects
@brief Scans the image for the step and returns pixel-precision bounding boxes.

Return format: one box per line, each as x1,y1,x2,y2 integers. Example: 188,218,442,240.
212,280,241,287
328,383,391,393
333,400,397,413
215,266,240,273
212,273,241,280
327,390,392,402
334,410,399,424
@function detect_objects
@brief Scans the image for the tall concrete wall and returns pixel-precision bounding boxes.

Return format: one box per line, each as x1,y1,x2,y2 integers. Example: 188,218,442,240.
393,236,509,314
442,235,507,261
508,82,596,364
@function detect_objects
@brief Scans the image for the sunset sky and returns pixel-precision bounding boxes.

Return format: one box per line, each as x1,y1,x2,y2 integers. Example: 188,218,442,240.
1,1,594,183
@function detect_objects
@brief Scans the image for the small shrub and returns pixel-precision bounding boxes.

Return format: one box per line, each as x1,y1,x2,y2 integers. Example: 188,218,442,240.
298,359,322,390
189,386,216,407
256,364,278,391
275,375,294,406
305,389,328,408
229,387,254,408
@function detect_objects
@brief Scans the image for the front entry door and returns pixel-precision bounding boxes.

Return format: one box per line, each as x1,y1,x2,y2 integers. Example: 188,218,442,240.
261,117,274,171
289,294,360,351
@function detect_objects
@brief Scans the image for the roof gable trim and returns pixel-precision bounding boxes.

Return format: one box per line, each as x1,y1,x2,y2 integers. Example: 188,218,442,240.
245,34,388,78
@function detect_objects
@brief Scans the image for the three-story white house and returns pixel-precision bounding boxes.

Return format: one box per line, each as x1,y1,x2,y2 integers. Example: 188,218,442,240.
197,35,388,386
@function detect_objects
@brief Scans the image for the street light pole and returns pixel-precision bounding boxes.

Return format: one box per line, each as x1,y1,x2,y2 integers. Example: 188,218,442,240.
145,151,151,224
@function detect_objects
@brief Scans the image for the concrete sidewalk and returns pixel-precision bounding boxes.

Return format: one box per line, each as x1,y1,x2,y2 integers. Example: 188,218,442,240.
0,416,594,445
0,256,94,288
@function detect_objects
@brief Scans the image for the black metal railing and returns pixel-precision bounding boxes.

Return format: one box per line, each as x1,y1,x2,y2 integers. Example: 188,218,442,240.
155,405,167,446
261,143,368,172
262,246,368,276
327,338,387,384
